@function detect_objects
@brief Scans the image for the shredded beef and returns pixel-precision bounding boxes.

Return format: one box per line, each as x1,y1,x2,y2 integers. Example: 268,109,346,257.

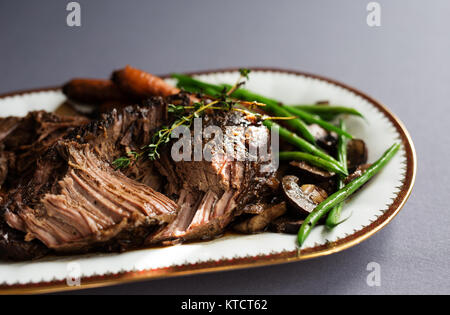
1,93,278,260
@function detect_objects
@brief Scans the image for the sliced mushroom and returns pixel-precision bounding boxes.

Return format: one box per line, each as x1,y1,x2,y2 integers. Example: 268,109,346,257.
268,216,304,234
347,139,368,172
282,175,328,216
301,184,328,203
344,163,371,184
289,160,334,180
233,202,287,234
307,124,338,152
237,192,283,217
289,161,337,194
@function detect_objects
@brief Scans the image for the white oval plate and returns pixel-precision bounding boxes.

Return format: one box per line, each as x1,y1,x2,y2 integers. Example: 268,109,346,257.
0,68,416,294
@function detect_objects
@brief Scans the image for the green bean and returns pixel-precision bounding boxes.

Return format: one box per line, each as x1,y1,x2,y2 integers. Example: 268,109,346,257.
173,74,316,143
217,84,348,140
279,151,345,175
174,81,220,97
263,106,316,144
220,84,316,143
173,74,363,123
326,119,348,229
292,105,364,119
172,74,222,96
298,143,401,246
263,120,347,176
283,106,353,139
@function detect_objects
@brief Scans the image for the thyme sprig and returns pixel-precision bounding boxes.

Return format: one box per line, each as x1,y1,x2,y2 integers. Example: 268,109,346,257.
145,100,224,161
113,100,227,170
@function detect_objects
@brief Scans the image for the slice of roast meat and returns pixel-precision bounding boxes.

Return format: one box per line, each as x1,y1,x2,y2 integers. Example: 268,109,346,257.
5,142,177,252
0,117,21,142
1,98,179,258
148,110,278,244
0,149,11,188
0,112,90,260
0,111,89,190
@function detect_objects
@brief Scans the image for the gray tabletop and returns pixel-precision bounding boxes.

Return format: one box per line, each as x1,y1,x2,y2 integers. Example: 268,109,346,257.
1,0,448,295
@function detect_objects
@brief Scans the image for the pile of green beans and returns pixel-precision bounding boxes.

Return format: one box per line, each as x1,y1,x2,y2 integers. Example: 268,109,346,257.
298,143,400,246
325,120,348,229
263,120,347,177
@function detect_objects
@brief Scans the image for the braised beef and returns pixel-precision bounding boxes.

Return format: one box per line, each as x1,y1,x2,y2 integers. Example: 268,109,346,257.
0,112,90,260
148,110,278,244
1,93,278,260
0,117,21,142
0,112,89,190
0,149,11,188
1,99,178,258
4,142,178,252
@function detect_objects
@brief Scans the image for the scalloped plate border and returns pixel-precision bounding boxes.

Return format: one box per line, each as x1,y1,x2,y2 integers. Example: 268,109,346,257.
0,67,416,294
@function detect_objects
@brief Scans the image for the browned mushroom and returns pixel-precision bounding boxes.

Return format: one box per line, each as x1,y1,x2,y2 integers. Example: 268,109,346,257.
347,139,368,171
268,216,304,234
307,123,338,152
289,160,337,194
282,175,328,216
233,202,287,234
344,163,372,184
289,161,334,180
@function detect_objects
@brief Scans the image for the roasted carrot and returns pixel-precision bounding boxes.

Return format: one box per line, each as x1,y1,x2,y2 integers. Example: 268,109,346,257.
62,79,128,104
111,65,179,99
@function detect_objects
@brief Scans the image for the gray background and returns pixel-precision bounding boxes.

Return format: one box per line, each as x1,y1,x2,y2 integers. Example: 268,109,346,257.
0,0,448,295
